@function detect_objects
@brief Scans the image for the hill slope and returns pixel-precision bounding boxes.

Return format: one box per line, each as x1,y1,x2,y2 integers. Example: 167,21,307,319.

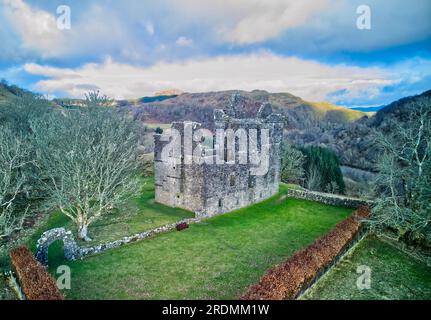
0,81,34,103
128,90,369,130
288,89,431,170
307,101,370,122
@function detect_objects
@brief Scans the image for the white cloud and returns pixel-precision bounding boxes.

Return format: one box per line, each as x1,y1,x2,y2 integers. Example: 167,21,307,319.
1,0,144,59
2,0,430,63
169,0,431,51
176,36,193,47
24,52,396,101
2,0,64,56
171,0,329,44
221,0,328,44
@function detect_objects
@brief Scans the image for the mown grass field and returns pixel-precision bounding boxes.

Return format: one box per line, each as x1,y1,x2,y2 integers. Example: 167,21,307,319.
41,182,353,299
2,178,430,300
302,236,431,300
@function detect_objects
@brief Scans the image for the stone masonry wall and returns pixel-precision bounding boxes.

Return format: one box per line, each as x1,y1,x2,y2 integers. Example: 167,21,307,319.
154,93,284,218
286,189,374,208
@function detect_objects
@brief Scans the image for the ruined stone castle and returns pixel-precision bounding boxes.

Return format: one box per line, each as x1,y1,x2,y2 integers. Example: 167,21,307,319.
154,94,283,217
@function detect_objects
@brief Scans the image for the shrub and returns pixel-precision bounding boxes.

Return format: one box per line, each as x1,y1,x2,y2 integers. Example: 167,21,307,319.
241,206,371,300
9,246,63,300
155,127,164,134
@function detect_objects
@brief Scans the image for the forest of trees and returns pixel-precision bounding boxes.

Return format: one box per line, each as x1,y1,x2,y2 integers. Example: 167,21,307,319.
281,144,345,194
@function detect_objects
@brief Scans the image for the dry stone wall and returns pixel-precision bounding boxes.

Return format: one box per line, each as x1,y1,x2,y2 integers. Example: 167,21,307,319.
286,189,374,208
35,228,83,266
35,218,200,266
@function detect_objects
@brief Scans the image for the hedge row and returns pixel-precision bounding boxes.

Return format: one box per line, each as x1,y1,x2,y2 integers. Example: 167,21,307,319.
241,205,371,300
9,246,63,300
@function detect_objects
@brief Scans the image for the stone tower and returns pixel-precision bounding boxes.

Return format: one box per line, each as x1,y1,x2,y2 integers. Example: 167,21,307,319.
154,94,283,218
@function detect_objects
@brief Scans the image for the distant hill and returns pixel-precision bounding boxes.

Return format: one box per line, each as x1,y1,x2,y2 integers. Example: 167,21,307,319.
0,81,35,103
350,106,383,113
1,81,428,172
154,89,183,96
52,98,86,108
373,89,431,125
307,101,370,122
287,89,431,170
139,95,178,103
127,90,369,130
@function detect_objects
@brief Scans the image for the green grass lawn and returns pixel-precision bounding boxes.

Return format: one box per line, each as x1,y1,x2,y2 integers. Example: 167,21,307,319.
43,183,352,299
302,236,431,300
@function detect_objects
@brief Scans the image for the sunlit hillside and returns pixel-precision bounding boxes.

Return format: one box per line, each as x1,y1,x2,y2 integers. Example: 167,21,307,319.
307,101,374,122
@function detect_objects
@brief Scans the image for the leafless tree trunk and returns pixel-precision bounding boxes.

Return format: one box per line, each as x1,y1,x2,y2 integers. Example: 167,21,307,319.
0,126,30,239
370,97,431,244
31,104,141,241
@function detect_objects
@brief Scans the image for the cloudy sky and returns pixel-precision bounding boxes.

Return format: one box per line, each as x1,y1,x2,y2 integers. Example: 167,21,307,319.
1,0,430,107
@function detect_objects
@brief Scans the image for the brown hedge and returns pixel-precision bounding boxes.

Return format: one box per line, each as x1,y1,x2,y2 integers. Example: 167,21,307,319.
241,205,371,300
9,246,64,300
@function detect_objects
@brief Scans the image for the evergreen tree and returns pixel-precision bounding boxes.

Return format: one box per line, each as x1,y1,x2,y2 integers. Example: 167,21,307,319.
300,145,345,194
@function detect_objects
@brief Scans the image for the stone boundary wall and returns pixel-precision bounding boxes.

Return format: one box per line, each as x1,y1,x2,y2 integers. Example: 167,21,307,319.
78,207,243,258
35,217,202,265
78,217,201,259
286,188,374,208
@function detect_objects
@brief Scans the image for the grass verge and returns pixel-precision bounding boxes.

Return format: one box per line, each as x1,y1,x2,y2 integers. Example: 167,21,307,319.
301,236,431,300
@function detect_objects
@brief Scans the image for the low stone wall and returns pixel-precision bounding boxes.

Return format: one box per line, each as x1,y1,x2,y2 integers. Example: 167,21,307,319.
36,228,83,266
79,217,201,258
286,189,374,209
35,217,202,265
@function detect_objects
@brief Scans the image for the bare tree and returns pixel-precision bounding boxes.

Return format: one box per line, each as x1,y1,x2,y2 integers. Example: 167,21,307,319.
306,165,323,191
31,106,141,241
84,90,113,108
370,97,431,245
0,126,30,239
